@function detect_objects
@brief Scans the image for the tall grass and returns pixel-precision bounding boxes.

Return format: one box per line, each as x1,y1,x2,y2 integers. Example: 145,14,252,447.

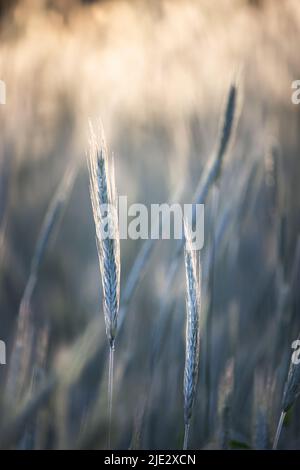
87,123,121,448
149,82,239,409
0,51,299,450
183,223,201,450
5,165,76,404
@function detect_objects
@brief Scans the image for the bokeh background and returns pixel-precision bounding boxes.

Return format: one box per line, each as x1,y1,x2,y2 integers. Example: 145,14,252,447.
0,0,300,449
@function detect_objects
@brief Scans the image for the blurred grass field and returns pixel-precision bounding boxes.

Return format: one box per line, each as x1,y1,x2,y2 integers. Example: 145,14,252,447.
0,0,300,449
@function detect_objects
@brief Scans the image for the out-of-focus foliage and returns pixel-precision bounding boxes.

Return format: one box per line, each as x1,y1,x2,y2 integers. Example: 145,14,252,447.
0,0,300,449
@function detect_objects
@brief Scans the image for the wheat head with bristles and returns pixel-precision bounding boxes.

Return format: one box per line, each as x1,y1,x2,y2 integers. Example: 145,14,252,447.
87,122,120,448
87,123,120,348
183,223,201,450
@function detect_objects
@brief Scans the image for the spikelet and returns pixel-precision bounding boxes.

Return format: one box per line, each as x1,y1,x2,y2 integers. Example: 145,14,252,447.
87,123,120,348
183,222,201,449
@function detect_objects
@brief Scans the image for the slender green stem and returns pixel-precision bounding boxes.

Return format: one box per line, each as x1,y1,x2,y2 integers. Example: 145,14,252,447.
108,343,115,449
273,411,285,450
183,423,190,450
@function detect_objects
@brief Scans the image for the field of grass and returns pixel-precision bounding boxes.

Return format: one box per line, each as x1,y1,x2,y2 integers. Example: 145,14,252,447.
0,0,300,450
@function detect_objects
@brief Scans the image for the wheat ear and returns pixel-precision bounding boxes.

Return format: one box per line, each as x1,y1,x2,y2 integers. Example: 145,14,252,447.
183,223,201,450
87,122,120,448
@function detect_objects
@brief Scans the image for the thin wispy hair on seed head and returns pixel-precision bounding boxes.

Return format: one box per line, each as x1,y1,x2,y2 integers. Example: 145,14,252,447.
87,121,120,347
